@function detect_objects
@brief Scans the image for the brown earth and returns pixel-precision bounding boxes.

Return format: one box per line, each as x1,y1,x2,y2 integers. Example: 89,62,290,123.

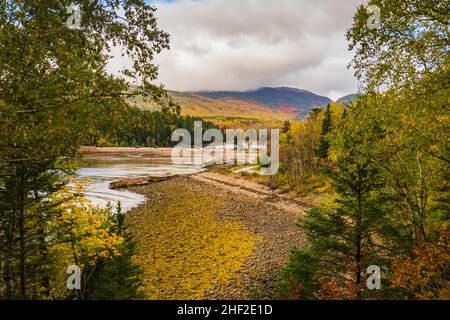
110,174,179,190
80,146,173,157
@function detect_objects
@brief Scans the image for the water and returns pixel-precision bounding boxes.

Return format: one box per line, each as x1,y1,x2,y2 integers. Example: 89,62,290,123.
76,156,206,212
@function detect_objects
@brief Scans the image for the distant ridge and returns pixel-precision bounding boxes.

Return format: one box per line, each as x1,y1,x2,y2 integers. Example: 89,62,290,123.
190,87,332,117
169,90,297,124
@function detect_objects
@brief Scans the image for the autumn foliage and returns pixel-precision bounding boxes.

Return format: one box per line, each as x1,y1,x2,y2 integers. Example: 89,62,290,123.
391,226,450,300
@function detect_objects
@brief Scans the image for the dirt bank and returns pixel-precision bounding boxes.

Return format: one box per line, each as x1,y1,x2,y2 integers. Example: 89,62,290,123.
80,146,174,158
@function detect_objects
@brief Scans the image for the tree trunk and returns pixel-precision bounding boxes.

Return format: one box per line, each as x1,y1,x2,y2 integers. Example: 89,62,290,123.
3,215,14,298
18,169,26,298
355,170,362,299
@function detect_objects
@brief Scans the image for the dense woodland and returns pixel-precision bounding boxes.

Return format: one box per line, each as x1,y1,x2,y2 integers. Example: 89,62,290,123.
0,0,175,299
0,0,448,300
277,0,449,299
89,105,218,147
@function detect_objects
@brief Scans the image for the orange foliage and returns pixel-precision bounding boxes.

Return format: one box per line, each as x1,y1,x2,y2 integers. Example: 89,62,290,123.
391,226,450,300
173,94,296,127
314,279,359,300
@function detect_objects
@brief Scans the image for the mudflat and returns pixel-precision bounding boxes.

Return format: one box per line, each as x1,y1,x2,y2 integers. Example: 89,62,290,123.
126,173,308,300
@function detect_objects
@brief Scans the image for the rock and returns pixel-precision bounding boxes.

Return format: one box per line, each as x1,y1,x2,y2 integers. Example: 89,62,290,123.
110,174,179,189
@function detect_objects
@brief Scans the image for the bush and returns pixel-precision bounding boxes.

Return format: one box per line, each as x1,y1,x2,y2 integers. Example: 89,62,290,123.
278,248,321,300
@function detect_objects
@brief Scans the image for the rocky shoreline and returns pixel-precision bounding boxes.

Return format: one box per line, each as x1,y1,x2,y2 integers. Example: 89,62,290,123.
110,174,179,190
125,173,308,300
80,146,174,158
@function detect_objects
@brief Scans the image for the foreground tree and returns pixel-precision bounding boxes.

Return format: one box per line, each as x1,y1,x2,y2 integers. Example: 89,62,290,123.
348,0,449,245
281,0,449,299
0,0,172,298
347,0,449,93
281,98,391,299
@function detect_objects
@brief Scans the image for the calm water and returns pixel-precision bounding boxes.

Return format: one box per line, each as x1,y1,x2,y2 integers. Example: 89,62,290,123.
76,156,206,212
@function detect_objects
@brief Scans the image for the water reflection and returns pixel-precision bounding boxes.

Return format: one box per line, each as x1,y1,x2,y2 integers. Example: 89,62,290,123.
76,157,205,212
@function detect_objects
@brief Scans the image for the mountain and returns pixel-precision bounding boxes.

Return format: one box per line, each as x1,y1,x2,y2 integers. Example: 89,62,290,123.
336,94,359,105
169,91,297,126
192,87,332,117
136,86,334,126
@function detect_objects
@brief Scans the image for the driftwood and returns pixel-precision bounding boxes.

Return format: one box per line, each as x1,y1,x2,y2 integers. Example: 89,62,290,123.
110,174,179,189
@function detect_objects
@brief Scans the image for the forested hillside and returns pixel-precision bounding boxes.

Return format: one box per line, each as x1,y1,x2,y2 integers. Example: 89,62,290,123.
192,87,332,116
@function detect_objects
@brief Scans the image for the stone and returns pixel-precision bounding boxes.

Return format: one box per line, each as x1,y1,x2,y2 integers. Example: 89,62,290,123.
109,174,179,189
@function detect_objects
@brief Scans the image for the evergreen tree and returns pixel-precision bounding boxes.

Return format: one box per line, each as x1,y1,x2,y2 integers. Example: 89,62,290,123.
281,0,449,300
281,100,390,299
0,0,170,298
87,203,144,300
318,104,332,159
282,121,292,134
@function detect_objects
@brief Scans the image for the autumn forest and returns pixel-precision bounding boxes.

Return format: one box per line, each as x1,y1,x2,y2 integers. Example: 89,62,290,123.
0,0,448,303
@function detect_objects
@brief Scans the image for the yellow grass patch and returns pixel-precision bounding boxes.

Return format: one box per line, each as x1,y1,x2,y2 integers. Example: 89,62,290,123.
128,184,260,299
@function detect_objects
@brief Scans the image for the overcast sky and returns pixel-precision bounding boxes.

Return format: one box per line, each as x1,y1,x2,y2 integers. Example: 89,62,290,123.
132,0,365,100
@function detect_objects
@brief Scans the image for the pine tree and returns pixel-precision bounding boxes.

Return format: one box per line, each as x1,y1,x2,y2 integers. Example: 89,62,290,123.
0,1,169,298
318,104,332,159
282,121,292,134
281,100,390,299
87,203,143,300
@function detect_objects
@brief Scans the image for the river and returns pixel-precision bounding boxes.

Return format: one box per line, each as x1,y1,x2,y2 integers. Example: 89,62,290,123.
76,156,206,212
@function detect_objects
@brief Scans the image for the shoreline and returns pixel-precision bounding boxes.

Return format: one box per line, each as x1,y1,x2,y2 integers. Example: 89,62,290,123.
80,146,174,158
79,147,310,299
125,172,308,300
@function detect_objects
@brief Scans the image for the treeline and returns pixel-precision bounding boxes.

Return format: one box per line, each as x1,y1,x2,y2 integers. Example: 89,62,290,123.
88,106,218,148
278,0,449,300
278,104,344,193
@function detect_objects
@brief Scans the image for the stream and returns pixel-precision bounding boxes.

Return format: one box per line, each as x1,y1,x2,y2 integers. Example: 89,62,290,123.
76,156,206,212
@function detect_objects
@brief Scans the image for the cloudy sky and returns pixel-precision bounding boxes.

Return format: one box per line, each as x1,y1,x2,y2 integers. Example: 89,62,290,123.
141,0,365,100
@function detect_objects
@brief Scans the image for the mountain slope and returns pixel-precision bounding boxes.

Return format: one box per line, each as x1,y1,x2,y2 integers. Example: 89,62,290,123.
170,91,297,125
137,87,334,126
192,87,332,117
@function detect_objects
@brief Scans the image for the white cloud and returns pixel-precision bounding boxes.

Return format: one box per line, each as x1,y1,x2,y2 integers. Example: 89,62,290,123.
111,0,365,100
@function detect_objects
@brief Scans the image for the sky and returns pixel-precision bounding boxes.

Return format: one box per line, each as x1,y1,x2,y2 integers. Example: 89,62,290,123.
123,0,366,100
